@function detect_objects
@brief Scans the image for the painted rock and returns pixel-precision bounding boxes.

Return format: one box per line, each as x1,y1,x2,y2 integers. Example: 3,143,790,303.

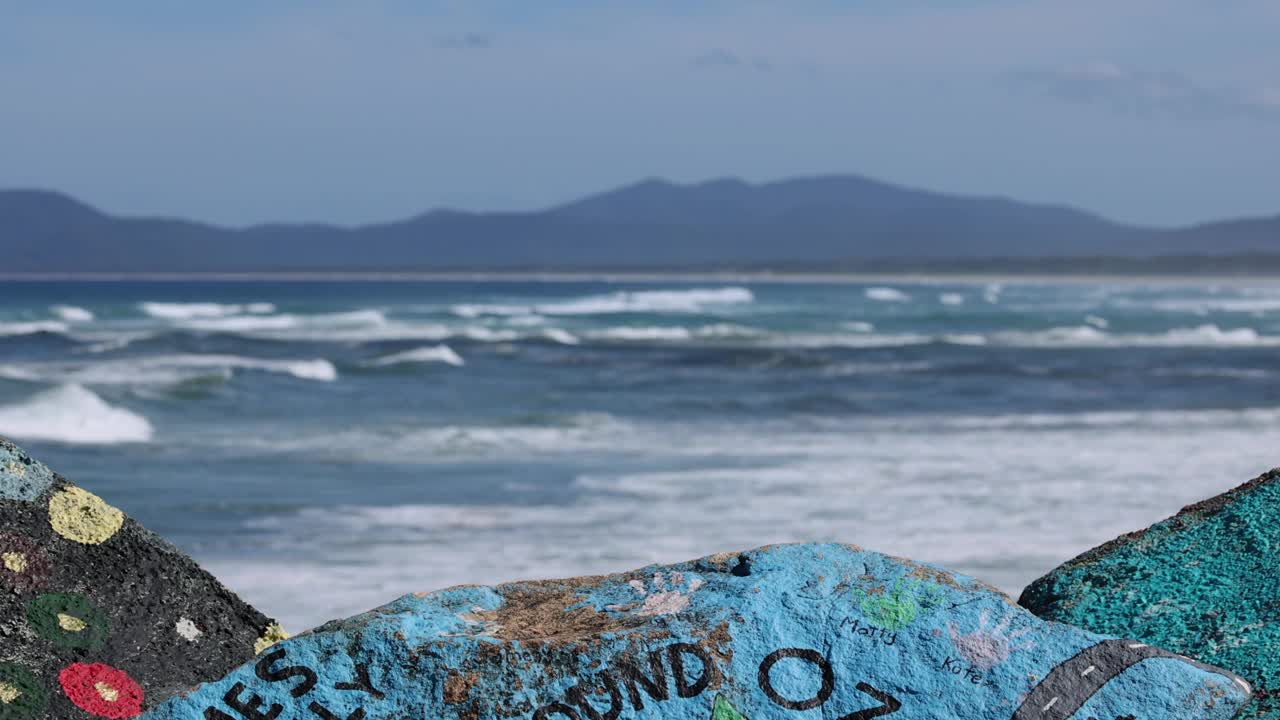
145,543,1247,720
1021,467,1280,719
0,437,284,719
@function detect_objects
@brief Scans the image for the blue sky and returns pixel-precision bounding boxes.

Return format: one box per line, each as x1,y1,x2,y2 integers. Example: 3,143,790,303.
2,1,1277,227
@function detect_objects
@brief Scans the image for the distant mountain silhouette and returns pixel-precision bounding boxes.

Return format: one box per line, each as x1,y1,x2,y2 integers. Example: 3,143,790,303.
2,175,1277,272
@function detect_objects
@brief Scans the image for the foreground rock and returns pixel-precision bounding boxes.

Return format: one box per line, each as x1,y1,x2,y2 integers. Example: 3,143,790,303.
1022,468,1280,719
147,543,1247,720
0,437,282,718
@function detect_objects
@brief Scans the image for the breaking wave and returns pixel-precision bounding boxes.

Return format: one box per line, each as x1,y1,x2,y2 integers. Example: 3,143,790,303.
453,287,754,317
0,384,154,444
367,345,465,367
140,301,276,319
865,287,910,302
51,305,94,322
0,321,69,337
0,354,338,385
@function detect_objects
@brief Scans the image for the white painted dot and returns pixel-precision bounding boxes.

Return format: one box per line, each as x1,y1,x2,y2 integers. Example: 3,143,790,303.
176,617,202,642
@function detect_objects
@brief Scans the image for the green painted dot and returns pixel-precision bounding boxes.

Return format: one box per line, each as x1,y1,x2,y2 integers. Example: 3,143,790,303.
25,593,109,651
0,663,47,720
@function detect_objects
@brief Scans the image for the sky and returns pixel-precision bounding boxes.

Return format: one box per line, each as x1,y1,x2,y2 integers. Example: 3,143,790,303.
1,1,1277,228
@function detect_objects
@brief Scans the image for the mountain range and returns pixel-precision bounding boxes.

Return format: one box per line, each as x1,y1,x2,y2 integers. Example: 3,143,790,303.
2,175,1278,273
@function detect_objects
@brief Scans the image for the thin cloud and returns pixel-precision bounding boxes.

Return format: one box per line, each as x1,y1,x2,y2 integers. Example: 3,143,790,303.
691,48,773,72
434,32,491,49
1014,61,1280,122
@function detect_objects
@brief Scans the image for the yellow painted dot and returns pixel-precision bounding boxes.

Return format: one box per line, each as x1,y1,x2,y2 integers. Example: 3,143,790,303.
48,487,124,545
254,622,289,654
0,681,19,704
57,613,88,632
2,551,26,573
94,681,120,702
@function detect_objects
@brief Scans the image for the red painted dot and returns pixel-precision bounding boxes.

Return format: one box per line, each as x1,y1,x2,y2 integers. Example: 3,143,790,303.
58,663,144,718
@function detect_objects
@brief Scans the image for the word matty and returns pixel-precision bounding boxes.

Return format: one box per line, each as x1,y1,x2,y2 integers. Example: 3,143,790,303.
531,644,901,720
202,648,383,720
840,617,899,647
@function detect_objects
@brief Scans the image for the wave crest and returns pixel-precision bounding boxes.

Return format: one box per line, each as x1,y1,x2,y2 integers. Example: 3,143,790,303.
0,384,153,444
454,287,755,317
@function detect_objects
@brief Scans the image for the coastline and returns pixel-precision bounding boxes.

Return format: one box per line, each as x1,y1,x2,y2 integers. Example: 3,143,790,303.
6,270,1280,285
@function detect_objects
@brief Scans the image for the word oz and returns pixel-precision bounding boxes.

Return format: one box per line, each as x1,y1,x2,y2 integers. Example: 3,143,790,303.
758,648,901,720
203,647,383,720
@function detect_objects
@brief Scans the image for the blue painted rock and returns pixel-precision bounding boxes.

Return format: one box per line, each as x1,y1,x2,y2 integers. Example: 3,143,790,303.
1021,468,1280,719
145,543,1248,720
0,437,284,719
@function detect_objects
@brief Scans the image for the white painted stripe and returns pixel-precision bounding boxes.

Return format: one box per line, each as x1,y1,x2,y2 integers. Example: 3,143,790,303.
1080,665,1096,677
1127,643,1148,648
1042,696,1060,712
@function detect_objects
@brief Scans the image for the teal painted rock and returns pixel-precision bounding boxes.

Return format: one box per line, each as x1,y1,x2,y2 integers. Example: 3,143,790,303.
1021,468,1280,719
144,543,1248,720
0,437,282,719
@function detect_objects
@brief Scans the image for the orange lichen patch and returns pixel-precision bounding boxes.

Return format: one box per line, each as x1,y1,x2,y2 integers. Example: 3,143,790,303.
443,671,481,704
254,622,289,654
474,580,646,644
48,487,124,545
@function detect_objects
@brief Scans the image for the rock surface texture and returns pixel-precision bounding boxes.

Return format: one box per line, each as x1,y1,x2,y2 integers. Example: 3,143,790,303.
0,437,282,719
1021,468,1280,719
145,543,1249,720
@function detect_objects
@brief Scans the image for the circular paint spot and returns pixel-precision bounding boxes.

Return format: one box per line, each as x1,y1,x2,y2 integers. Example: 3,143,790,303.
26,593,109,651
175,617,202,642
0,663,47,719
48,487,124,545
254,622,289,655
58,664,143,719
0,535,49,592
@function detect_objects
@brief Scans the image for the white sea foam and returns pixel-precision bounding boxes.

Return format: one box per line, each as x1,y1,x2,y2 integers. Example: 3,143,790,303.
368,345,465,367
0,384,153,444
0,354,337,385
51,305,94,322
182,315,302,332
208,405,1280,629
939,293,965,306
454,287,755,317
992,324,1280,348
1149,298,1280,314
941,334,988,346
843,321,875,333
589,326,693,341
0,321,69,337
777,333,933,349
1084,314,1109,329
506,314,547,327
541,328,581,345
865,287,910,302
140,302,276,319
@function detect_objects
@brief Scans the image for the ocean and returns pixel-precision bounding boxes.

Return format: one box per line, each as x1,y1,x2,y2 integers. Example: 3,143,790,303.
1,278,1278,631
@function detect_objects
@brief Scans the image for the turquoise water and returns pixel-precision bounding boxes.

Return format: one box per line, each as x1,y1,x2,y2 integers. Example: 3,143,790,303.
1,279,1278,630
